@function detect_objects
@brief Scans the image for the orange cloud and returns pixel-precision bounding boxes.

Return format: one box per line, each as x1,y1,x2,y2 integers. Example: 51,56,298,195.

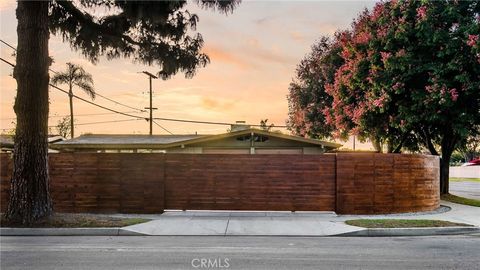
0,0,15,11
289,31,306,42
201,97,235,111
202,45,251,69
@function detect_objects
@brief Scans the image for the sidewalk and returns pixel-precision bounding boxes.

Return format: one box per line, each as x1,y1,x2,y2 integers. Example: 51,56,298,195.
2,201,478,237
118,200,480,236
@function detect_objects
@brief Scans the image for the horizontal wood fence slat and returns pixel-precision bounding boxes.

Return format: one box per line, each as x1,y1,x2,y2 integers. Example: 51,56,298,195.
0,153,439,214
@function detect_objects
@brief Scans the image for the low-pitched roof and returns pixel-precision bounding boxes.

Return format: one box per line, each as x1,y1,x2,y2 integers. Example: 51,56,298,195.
162,128,342,149
1,134,65,149
0,135,14,148
50,129,342,150
51,134,206,150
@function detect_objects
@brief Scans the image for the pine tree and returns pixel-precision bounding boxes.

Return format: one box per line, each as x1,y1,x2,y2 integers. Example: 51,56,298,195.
6,0,240,224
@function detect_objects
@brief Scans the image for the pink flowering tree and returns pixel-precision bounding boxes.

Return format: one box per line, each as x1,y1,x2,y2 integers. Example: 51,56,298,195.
287,37,345,140
288,0,480,194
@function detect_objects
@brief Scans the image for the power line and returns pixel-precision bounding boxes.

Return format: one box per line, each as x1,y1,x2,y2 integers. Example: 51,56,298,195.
0,57,14,67
152,120,173,135
49,83,146,119
0,39,146,113
0,57,147,120
1,53,289,130
75,119,142,126
153,116,288,128
95,92,146,112
1,119,142,131
0,39,16,51
0,111,141,121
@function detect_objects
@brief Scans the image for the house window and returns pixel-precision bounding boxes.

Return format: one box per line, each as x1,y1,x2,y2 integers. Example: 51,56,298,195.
236,135,269,142
236,135,251,141
254,135,269,142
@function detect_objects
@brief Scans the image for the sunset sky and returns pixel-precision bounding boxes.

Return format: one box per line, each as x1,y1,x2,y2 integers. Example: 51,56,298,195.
0,1,376,149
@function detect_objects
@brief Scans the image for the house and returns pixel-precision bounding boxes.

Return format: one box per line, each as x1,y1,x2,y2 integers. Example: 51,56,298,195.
50,125,341,154
1,134,65,153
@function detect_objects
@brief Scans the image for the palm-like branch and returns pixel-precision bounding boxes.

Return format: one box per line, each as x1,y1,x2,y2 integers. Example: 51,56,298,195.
51,62,95,99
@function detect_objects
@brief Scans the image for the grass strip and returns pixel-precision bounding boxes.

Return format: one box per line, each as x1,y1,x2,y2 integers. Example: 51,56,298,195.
345,219,471,228
1,213,150,228
449,178,480,183
442,194,480,207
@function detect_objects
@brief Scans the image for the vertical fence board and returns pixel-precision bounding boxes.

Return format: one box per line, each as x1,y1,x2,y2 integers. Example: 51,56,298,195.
0,152,439,214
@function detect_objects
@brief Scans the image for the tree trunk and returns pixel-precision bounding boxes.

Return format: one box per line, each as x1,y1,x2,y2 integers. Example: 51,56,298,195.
371,137,382,153
5,1,52,225
439,138,455,195
439,155,450,195
386,142,394,153
69,83,74,138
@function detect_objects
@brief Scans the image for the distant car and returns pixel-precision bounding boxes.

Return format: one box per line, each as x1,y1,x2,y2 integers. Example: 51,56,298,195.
461,158,480,166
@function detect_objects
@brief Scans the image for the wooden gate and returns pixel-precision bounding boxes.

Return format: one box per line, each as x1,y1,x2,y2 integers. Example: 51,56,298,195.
163,154,336,211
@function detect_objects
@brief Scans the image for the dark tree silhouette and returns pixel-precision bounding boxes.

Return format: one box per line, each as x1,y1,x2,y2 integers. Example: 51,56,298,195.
6,0,240,224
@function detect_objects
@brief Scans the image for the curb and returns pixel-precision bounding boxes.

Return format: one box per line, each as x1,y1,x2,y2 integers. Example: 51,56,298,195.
337,226,480,237
2,227,479,237
0,228,146,236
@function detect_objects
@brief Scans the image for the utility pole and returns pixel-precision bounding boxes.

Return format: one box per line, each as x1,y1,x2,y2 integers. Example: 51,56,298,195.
353,135,356,151
141,71,158,135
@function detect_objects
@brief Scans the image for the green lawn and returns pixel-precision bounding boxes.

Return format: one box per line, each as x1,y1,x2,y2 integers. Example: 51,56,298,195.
450,177,480,183
0,213,150,228
442,194,480,207
345,219,471,228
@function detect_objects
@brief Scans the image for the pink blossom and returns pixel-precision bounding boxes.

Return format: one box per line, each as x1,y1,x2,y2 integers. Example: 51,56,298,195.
467,34,479,47
354,31,372,45
395,49,406,57
352,107,365,124
341,48,351,59
344,105,355,118
371,3,385,21
416,6,427,20
440,86,447,95
449,88,458,101
400,120,406,127
380,51,391,63
377,27,388,38
392,82,403,91
373,96,386,108
323,108,333,125
351,127,360,136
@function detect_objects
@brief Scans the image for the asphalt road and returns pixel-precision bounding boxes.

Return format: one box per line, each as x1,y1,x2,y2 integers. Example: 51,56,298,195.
1,235,480,270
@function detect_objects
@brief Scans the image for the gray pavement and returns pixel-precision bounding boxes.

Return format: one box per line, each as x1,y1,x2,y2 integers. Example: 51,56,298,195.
119,201,480,236
1,235,480,269
122,212,362,236
450,180,480,200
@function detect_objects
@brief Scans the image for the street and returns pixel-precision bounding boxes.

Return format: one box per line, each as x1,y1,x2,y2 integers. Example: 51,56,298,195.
1,235,479,270
450,181,480,200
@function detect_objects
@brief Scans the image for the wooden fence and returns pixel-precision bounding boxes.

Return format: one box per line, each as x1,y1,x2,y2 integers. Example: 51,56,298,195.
0,153,439,214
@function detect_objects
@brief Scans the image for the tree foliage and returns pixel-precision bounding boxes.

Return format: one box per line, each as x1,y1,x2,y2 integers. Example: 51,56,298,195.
49,0,240,79
52,62,95,98
7,0,240,224
55,116,72,138
288,0,480,193
259,119,275,131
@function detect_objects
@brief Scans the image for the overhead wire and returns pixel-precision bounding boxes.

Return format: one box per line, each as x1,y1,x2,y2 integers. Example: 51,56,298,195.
152,120,173,135
1,40,290,130
1,39,146,113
